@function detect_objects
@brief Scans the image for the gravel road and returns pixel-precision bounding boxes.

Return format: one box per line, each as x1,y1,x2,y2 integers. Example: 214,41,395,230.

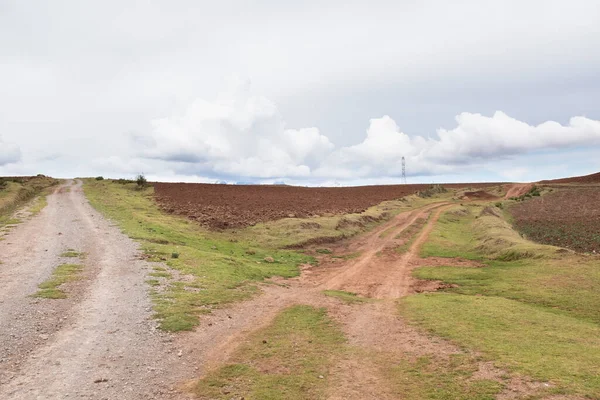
0,180,193,399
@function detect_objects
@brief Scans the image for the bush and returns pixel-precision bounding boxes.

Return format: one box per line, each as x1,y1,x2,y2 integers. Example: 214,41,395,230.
418,185,448,198
95,176,104,181
171,252,180,259
114,178,134,185
136,174,147,188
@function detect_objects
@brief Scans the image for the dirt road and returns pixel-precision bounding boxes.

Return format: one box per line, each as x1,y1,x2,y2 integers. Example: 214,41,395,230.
0,181,193,399
312,202,455,297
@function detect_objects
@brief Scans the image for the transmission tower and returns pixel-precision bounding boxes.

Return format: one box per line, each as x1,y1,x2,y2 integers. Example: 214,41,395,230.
401,156,407,184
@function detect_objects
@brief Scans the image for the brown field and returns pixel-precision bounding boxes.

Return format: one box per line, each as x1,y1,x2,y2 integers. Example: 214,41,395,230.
540,171,600,184
153,182,502,229
509,186,600,253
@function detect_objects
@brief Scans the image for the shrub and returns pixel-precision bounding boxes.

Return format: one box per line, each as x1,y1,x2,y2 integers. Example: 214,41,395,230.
136,174,147,188
417,184,448,198
171,252,180,259
95,176,104,181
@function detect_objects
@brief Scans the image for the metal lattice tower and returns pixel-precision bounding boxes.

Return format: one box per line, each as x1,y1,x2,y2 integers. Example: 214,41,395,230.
401,157,407,184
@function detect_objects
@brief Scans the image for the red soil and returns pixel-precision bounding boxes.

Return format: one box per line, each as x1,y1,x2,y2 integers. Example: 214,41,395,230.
509,187,600,253
539,171,600,184
153,182,502,229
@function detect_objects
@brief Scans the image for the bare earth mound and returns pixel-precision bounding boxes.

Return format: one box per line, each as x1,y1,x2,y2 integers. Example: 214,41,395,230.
154,182,502,229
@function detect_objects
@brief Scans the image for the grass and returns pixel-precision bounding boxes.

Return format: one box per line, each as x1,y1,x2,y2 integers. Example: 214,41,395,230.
83,180,314,331
34,263,84,299
0,176,58,226
29,192,49,216
386,353,504,400
402,294,600,397
195,305,345,400
415,205,600,323
60,250,84,258
322,290,372,304
419,206,481,259
403,199,600,397
315,248,332,254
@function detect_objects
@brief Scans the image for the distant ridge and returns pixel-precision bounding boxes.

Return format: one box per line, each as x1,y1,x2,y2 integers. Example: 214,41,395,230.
539,171,600,184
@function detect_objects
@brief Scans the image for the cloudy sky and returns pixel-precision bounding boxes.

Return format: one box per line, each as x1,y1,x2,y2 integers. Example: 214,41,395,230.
1,0,600,185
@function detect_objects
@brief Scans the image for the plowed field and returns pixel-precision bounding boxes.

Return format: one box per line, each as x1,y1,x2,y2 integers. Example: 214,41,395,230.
510,187,600,253
540,171,600,184
153,182,501,229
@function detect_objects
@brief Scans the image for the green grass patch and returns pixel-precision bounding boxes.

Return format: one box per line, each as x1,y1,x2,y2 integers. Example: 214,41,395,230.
420,207,481,259
60,250,84,258
34,263,84,299
83,180,314,331
386,353,504,400
322,290,372,304
195,305,345,399
402,294,600,397
149,271,172,279
315,248,332,254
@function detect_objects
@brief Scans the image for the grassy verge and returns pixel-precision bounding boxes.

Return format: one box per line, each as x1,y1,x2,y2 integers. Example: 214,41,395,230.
195,305,345,399
83,180,314,331
403,200,600,397
34,264,84,299
0,176,58,226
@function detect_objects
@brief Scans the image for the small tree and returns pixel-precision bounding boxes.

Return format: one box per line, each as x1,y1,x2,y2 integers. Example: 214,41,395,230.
136,173,147,188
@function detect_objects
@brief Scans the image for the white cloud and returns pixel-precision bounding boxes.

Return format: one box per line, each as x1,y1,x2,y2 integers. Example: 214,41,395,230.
0,136,21,166
134,82,600,182
316,111,600,180
138,79,334,179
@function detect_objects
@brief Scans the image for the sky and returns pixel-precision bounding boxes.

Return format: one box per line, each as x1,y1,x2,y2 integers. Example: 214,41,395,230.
1,0,600,185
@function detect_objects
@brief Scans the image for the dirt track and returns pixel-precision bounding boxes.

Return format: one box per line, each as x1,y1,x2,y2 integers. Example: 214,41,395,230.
0,181,194,399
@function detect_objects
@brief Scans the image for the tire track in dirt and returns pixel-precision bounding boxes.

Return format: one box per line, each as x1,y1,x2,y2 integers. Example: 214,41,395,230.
0,181,195,399
313,203,451,298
